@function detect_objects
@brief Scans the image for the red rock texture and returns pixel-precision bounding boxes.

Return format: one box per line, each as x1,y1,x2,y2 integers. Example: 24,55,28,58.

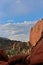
0,61,8,65
0,49,9,65
30,19,43,46
26,37,43,65
8,54,29,65
0,49,9,62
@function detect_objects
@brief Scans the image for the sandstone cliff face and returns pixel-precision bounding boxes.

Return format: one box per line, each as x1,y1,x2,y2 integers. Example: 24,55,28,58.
30,19,43,46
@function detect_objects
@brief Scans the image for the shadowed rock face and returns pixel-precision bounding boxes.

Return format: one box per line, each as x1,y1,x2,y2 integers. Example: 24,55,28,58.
30,19,43,46
0,61,8,65
29,37,43,65
8,55,28,65
0,49,9,65
0,49,8,62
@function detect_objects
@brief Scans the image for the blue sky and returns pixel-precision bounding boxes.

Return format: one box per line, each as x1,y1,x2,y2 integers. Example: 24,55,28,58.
0,0,43,41
0,0,43,24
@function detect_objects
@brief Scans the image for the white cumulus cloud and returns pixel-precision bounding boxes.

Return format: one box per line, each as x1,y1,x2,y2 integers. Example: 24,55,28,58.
0,21,36,42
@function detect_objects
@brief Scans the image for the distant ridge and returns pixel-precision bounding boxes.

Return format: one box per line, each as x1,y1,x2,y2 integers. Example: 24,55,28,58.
0,37,28,51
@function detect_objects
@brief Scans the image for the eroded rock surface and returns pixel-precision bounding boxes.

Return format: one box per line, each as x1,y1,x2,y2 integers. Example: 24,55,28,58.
30,19,43,46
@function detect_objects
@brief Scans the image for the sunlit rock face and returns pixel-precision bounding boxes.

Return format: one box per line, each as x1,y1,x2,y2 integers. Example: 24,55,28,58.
30,19,43,46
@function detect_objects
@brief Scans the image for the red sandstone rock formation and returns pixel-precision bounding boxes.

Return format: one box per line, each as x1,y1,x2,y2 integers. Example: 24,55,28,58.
0,61,8,65
0,49,8,62
29,37,43,65
8,54,29,65
30,19,43,46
